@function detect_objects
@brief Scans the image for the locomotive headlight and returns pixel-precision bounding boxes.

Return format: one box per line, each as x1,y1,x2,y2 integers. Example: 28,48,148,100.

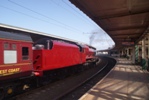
7,88,13,94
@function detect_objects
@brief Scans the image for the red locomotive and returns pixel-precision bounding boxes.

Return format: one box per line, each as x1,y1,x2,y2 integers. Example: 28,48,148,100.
33,38,86,77
0,31,96,99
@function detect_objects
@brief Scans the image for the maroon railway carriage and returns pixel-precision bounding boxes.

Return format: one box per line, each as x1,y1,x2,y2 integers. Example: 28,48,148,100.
0,31,33,97
33,38,86,76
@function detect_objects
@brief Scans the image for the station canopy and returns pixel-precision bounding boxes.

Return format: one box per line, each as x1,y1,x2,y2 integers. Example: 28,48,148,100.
69,0,149,49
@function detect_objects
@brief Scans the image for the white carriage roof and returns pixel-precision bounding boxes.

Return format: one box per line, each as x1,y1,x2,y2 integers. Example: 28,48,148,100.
0,23,96,49
0,23,80,43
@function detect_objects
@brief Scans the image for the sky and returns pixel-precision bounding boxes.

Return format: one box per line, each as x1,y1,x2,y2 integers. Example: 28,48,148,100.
0,0,115,50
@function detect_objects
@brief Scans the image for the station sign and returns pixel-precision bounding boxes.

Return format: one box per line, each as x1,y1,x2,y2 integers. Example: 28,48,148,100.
122,42,134,46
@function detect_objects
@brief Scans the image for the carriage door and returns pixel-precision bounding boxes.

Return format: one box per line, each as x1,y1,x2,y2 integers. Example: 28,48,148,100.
19,42,32,64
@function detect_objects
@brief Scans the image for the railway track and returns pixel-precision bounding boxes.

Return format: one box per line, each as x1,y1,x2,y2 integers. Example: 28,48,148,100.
60,56,116,100
9,56,116,100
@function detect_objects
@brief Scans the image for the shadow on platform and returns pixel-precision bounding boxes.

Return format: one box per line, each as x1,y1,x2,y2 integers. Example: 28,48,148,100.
80,58,149,100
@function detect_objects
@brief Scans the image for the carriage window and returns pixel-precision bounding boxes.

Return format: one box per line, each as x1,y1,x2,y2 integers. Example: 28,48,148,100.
12,44,16,50
4,50,17,64
22,47,29,60
4,43,9,49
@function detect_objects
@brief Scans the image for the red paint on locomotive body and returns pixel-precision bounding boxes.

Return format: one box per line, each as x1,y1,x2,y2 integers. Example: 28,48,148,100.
33,40,85,76
83,45,96,61
83,45,90,60
87,48,96,60
80,49,86,64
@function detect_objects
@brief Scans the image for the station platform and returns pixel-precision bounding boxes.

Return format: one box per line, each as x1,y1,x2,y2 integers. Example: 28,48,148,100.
79,58,149,100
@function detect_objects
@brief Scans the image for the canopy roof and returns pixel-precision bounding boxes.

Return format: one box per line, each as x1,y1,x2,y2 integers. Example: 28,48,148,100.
69,0,149,49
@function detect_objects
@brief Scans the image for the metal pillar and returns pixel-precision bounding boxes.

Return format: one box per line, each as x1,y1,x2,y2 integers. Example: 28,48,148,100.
125,48,127,56
132,46,135,64
141,38,147,69
127,48,129,57
142,39,145,59
135,44,139,64
121,49,124,56
148,36,149,58
138,45,141,60
147,36,149,70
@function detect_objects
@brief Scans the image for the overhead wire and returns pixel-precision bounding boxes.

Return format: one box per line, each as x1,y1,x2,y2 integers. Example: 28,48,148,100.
103,31,113,49
53,0,113,49
0,4,81,33
0,5,51,24
51,0,74,14
61,0,98,28
51,0,91,38
61,0,112,49
50,0,99,39
61,1,114,46
8,0,82,32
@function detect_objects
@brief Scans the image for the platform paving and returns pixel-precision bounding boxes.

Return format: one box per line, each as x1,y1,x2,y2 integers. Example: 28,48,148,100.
79,58,149,100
